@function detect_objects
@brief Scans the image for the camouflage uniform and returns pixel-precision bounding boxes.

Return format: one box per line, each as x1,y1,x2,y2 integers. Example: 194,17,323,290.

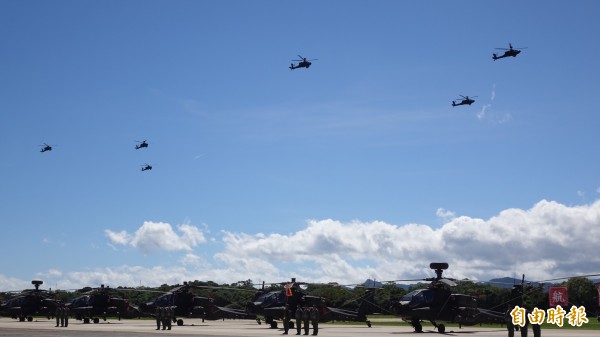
165,306,173,330
59,305,65,327
295,306,303,335
63,306,69,327
161,307,168,330
282,305,290,335
302,306,310,335
55,305,61,327
155,306,162,330
310,306,319,335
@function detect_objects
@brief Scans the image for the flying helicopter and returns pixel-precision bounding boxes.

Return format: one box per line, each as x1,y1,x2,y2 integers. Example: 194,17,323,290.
40,143,53,152
138,282,256,326
247,279,374,329
135,140,149,149
141,164,152,171
389,262,505,334
452,95,477,107
493,43,527,61
289,55,317,70
0,280,60,322
68,284,139,323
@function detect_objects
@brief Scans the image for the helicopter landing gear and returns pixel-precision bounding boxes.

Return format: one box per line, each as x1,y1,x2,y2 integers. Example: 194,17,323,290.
411,318,423,332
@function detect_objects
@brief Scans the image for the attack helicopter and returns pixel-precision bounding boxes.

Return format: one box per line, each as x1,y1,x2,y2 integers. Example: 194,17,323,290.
68,284,139,323
135,140,148,149
493,43,527,61
40,143,53,152
389,262,505,334
247,279,374,329
452,95,477,107
289,55,317,70
141,164,152,171
0,280,60,322
138,282,256,326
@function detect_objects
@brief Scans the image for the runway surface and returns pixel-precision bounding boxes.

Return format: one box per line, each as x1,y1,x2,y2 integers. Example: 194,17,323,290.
0,318,594,337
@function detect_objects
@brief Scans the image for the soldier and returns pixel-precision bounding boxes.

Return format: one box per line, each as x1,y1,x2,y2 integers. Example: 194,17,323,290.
155,305,162,330
63,305,69,327
165,306,173,330
161,306,168,330
54,303,61,327
295,306,303,335
310,305,319,336
282,304,290,335
59,304,65,327
302,304,310,335
505,306,514,337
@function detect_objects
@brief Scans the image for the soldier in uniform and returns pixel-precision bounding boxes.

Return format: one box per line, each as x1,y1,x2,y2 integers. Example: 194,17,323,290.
55,302,61,327
282,304,290,335
161,306,168,330
295,306,303,335
155,305,162,330
302,304,310,335
59,304,65,327
63,305,69,327
165,306,173,330
505,306,515,337
310,305,319,335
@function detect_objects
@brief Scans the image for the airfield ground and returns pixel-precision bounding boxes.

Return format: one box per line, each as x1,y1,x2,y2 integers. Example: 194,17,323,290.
0,318,596,337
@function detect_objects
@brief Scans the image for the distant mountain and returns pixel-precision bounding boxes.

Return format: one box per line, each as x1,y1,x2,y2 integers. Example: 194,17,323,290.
362,279,384,288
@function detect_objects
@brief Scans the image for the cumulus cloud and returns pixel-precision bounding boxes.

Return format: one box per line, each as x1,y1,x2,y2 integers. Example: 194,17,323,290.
105,221,206,254
215,200,600,284
9,199,596,292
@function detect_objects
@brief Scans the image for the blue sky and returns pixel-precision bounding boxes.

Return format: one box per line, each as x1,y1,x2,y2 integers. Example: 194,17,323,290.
1,1,599,291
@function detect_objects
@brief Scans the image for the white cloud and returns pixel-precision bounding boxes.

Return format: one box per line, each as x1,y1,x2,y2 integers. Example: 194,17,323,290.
214,200,600,284
105,221,207,254
7,199,596,292
436,208,456,222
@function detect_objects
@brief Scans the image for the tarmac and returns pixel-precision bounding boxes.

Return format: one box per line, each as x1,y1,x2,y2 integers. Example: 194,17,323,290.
0,317,595,337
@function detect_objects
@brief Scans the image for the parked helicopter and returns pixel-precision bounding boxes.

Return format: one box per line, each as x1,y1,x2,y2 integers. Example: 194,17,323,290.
289,55,317,70
141,164,152,171
452,95,477,107
247,279,374,329
0,280,60,322
40,143,53,152
493,43,526,61
68,285,139,323
138,282,256,326
389,262,505,334
135,140,148,149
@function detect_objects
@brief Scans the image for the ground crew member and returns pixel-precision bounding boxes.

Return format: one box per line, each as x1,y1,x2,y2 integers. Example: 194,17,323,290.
295,306,303,335
165,306,173,330
63,305,69,327
302,304,310,335
59,304,65,327
161,306,168,330
282,304,290,335
155,305,162,330
55,303,61,327
505,306,514,337
310,306,319,335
